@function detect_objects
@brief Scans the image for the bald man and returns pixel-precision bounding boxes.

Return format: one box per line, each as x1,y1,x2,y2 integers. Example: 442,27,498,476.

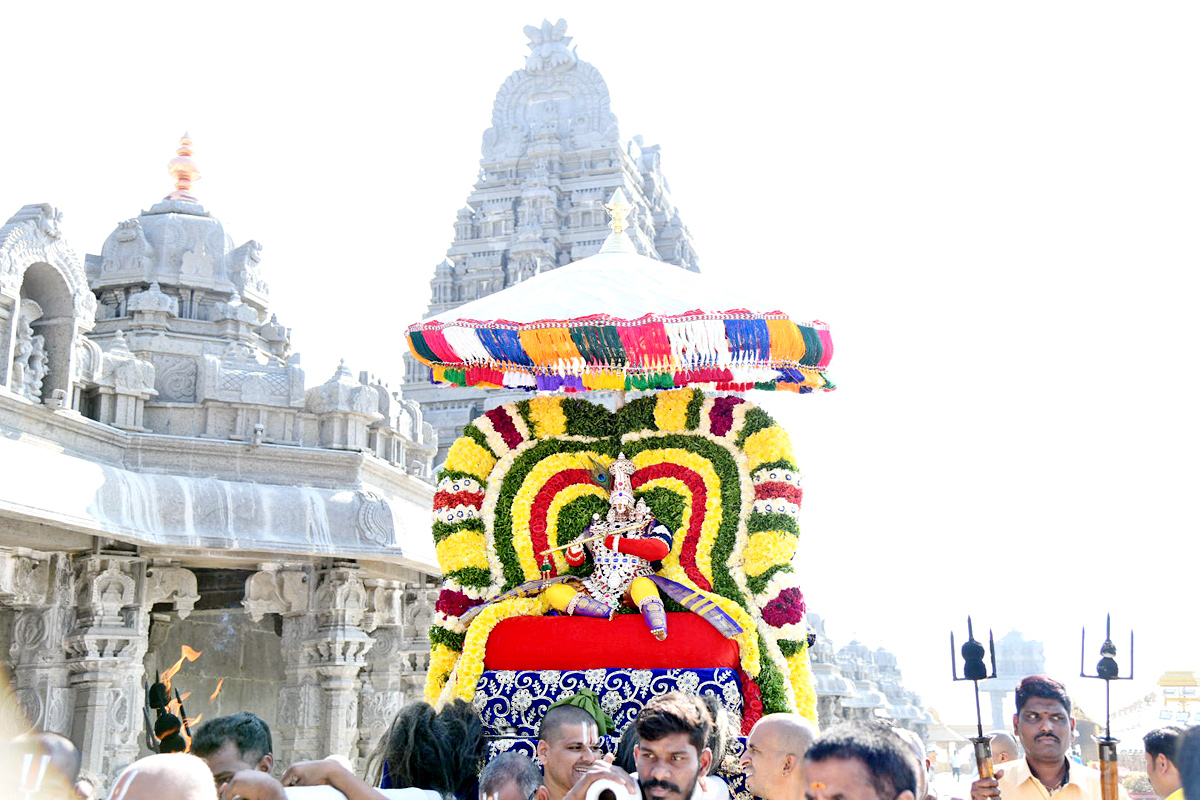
13,731,82,798
988,732,1021,765
109,753,217,800
538,703,603,800
893,728,933,800
739,713,818,800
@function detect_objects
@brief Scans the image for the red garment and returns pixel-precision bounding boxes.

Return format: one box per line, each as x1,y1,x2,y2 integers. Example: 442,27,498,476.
605,535,669,561
484,614,740,669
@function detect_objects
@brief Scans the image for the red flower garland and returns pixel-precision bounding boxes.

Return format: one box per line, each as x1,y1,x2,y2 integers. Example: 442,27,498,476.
738,669,765,734
436,589,484,618
485,406,525,450
631,462,711,592
708,396,744,437
761,588,806,628
753,482,803,505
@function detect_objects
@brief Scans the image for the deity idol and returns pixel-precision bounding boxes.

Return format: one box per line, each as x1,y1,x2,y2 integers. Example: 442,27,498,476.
461,453,740,642
544,453,672,638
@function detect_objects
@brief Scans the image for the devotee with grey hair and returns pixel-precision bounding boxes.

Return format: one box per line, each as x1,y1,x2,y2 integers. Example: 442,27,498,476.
480,752,548,800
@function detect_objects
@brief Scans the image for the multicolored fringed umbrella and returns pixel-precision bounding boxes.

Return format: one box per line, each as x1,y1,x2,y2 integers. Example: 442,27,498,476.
406,191,834,394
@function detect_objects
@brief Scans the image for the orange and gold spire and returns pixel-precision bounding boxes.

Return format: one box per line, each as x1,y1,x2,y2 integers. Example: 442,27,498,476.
166,132,201,201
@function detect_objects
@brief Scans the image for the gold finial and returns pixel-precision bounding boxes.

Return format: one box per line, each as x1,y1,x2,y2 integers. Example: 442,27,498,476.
166,132,201,201
604,188,632,235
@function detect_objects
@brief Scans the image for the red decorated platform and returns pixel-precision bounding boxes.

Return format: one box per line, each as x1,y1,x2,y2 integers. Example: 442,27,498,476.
483,613,740,670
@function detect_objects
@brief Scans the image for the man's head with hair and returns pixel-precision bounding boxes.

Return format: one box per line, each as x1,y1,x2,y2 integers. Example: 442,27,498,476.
986,731,1020,764
1011,676,1074,769
480,752,548,800
537,703,601,800
1144,726,1186,799
700,696,731,768
109,753,218,800
13,731,82,796
1178,726,1200,800
191,712,274,788
633,693,714,800
367,699,484,796
1014,676,1072,716
615,724,640,774
740,713,818,800
804,721,917,800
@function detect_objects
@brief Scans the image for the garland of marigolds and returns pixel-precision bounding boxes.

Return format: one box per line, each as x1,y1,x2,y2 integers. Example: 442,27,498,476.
427,389,817,727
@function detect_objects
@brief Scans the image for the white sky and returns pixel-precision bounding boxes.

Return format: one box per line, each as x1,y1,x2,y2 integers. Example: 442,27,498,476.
3,2,1197,729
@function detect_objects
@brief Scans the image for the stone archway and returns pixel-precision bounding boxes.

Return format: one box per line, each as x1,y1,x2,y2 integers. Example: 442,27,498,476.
0,204,96,405
15,263,73,403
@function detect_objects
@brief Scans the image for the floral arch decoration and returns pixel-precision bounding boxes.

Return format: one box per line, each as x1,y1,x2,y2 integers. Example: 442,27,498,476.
427,388,816,727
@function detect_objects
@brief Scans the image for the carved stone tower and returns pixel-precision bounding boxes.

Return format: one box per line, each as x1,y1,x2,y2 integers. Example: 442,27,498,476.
403,19,701,464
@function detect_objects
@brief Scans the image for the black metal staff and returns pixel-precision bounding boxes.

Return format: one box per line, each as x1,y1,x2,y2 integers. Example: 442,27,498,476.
1081,614,1133,800
951,616,998,779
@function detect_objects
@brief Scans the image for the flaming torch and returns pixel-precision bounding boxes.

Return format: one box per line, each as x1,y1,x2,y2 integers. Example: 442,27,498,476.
951,616,998,780
1080,614,1133,800
143,645,202,753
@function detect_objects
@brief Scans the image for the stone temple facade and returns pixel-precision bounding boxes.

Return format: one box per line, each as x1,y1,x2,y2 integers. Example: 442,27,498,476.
0,140,440,792
807,613,933,736
403,19,701,464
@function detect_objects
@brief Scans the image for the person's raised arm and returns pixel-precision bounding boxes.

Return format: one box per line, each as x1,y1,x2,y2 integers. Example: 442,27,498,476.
281,759,387,800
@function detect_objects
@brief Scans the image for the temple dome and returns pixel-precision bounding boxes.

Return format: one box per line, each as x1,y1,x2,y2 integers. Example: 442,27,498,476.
86,136,269,315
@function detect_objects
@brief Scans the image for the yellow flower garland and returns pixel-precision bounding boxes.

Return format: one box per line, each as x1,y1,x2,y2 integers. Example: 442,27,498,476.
653,388,693,432
787,649,819,723
743,530,799,577
435,529,490,573
528,396,568,438
444,437,497,481
454,594,551,701
425,642,461,704
743,425,794,471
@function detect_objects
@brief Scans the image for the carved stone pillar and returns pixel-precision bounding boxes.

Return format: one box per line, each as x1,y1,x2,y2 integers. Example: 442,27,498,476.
1,551,73,736
358,580,404,765
308,563,372,759
243,563,316,766
398,581,437,701
64,555,149,783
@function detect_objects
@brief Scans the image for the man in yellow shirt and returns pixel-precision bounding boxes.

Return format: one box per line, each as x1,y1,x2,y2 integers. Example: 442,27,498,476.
1144,726,1186,800
969,676,1128,800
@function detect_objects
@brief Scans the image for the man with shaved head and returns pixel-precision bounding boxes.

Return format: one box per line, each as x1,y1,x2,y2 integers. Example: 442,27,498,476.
538,702,603,800
987,732,1020,765
13,731,82,798
740,713,819,800
892,728,932,800
109,753,218,800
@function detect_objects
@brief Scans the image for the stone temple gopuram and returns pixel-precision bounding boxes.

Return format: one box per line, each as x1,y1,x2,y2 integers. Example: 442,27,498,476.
403,19,701,463
0,138,440,790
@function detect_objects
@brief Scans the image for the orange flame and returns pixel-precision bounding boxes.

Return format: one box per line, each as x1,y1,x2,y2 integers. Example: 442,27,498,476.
210,678,225,702
160,644,203,751
161,645,202,693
